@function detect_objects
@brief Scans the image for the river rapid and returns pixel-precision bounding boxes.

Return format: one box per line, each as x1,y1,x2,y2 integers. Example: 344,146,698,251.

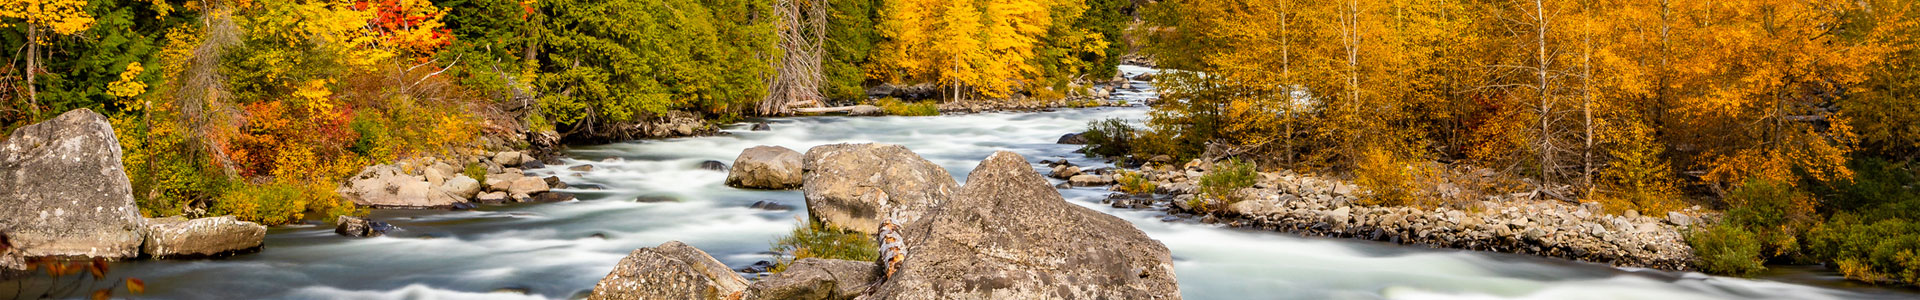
71,66,1920,299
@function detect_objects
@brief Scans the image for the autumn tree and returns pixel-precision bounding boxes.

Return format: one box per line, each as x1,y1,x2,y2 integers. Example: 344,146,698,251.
870,0,1095,100
2,0,95,118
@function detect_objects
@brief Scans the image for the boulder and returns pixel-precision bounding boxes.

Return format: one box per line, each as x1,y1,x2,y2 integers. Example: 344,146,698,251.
802,144,958,234
493,151,524,167
339,165,467,208
1057,133,1087,144
752,122,772,131
726,146,805,189
507,176,550,196
334,216,394,238
742,258,876,300
533,192,577,202
0,109,145,260
439,175,483,199
569,164,595,172
141,216,267,258
864,151,1179,299
1049,165,1082,179
588,241,749,300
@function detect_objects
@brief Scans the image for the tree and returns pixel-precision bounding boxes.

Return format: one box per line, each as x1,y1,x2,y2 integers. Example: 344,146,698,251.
2,0,96,118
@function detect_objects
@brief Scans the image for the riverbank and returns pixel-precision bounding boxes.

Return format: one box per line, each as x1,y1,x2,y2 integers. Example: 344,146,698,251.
1064,159,1703,271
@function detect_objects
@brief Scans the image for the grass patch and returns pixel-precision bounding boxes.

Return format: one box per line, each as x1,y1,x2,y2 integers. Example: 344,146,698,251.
770,219,879,273
874,97,939,116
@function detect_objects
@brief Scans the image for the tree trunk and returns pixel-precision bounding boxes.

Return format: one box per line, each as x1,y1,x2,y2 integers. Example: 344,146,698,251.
26,24,38,118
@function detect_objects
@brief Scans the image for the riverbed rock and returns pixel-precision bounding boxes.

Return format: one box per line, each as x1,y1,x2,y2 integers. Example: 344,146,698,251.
1049,165,1082,179
699,160,729,171
493,151,524,167
802,144,958,234
1069,174,1114,186
476,192,510,204
588,241,749,300
741,258,875,300
726,146,804,189
334,216,394,238
141,216,267,258
848,105,884,116
864,151,1179,299
752,122,772,131
0,109,145,260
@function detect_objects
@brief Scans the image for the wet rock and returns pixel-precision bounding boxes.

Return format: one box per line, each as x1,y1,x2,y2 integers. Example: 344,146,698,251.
735,260,778,274
533,192,577,203
1057,132,1088,144
0,109,145,260
727,146,805,190
438,175,483,199
749,201,794,211
568,164,595,172
802,143,958,234
521,159,546,169
865,151,1179,299
588,241,749,300
751,122,772,131
699,160,729,171
1049,165,1082,179
742,258,875,300
141,216,266,258
335,216,394,238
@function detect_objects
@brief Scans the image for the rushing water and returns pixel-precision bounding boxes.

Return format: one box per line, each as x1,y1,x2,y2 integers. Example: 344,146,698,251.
16,66,1913,299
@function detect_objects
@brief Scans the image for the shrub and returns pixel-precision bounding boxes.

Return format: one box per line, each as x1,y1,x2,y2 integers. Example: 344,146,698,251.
1688,221,1767,277
1082,118,1136,158
1354,147,1420,207
770,219,879,273
464,162,489,182
1116,170,1157,195
1199,159,1257,207
873,97,939,116
210,182,359,226
1808,214,1920,284
1724,179,1816,258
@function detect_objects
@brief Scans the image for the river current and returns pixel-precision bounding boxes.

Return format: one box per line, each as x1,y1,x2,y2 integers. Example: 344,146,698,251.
59,66,1919,299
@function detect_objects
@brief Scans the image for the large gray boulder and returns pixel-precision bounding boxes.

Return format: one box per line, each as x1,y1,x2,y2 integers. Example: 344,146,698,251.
802,144,958,234
742,258,876,300
589,241,750,300
863,151,1180,299
141,216,267,258
337,165,468,208
726,145,804,189
0,109,145,261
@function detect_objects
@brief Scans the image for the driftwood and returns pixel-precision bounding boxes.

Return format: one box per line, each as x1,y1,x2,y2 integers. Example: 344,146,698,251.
794,105,881,115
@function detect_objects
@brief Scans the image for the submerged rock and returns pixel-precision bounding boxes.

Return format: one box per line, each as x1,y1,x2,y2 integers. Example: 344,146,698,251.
142,216,267,258
0,109,145,260
743,258,876,300
699,160,729,171
727,145,804,189
1057,132,1087,144
802,143,958,234
588,241,749,300
751,122,772,131
864,151,1180,299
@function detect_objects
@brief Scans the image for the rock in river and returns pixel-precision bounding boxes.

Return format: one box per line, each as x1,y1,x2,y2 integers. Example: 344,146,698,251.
802,143,958,234
742,258,876,300
726,145,804,189
864,151,1180,299
0,109,145,260
142,216,267,258
335,216,395,238
588,241,749,300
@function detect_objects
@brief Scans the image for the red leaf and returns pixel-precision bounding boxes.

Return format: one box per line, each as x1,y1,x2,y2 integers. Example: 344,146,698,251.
127,278,146,294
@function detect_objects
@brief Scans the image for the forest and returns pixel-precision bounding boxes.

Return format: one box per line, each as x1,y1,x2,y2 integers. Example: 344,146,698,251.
2,0,1919,290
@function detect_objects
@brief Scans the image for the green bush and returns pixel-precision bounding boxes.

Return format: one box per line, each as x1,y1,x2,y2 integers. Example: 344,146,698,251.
1809,214,1920,284
1082,118,1136,158
1688,222,1767,277
464,162,489,182
1115,170,1157,195
1199,159,1257,207
770,220,879,273
1724,179,1814,258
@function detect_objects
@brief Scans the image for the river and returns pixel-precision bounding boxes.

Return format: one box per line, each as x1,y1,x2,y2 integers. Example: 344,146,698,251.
37,66,1914,299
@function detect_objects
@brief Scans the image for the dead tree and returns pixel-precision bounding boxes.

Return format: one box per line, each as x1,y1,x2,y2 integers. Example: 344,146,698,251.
761,0,830,116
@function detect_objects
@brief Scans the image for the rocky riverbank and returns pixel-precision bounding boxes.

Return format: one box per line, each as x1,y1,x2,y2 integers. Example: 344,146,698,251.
1060,158,1705,271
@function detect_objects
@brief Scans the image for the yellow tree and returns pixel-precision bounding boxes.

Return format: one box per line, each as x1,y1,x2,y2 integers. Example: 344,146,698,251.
0,0,95,118
870,0,1065,100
